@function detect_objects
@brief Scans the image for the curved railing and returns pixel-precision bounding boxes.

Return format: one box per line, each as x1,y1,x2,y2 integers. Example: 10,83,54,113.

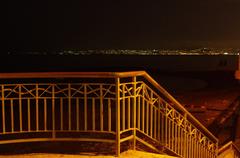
0,71,218,157
218,141,240,158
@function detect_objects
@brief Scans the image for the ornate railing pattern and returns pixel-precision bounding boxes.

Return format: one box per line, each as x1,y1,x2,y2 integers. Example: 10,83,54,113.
0,71,218,157
0,83,117,145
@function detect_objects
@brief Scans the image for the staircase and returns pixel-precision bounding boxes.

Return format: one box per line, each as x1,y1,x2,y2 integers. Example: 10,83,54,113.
218,141,240,158
0,71,237,157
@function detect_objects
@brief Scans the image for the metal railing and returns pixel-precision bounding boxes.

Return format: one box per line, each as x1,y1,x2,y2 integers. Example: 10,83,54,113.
0,71,218,157
218,141,240,158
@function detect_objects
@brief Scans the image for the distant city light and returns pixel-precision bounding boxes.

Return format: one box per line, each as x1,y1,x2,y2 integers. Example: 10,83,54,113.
7,48,240,55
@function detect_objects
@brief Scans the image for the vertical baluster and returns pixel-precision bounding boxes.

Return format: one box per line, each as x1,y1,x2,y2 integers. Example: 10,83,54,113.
76,97,79,131
165,105,168,147
52,84,55,138
175,121,177,153
10,99,14,133
128,97,130,129
154,107,157,139
207,146,209,158
209,144,211,158
196,141,199,158
1,85,5,133
204,143,207,158
27,98,31,131
171,109,176,151
194,137,197,158
190,134,192,158
150,91,153,138
206,149,209,158
157,99,161,141
122,85,125,131
174,121,179,155
193,135,195,158
188,132,190,158
171,118,174,151
207,144,209,158
44,98,47,131
100,85,103,131
150,102,153,137
201,138,204,158
170,111,173,150
198,138,202,158
202,143,204,158
186,133,189,158
84,84,87,131
60,98,63,131
92,98,95,131
115,77,121,157
168,116,171,148
142,89,145,132
205,144,208,158
108,98,111,132
178,123,181,155
146,102,149,135
182,123,185,156
181,128,184,157
169,118,171,150
205,142,207,158
137,96,140,129
133,76,137,150
210,147,211,158
192,136,196,157
183,114,187,158
196,139,201,158
199,142,202,158
160,107,166,144
19,85,22,132
36,84,39,131
195,138,198,158
199,143,202,158
68,84,71,131
162,112,165,144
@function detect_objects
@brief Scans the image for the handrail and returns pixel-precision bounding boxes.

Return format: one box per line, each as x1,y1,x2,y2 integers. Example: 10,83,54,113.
0,71,146,79
142,72,218,143
0,71,218,143
0,70,220,157
219,141,240,156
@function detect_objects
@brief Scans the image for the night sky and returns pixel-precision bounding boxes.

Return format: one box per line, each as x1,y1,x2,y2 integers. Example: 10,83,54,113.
4,1,240,52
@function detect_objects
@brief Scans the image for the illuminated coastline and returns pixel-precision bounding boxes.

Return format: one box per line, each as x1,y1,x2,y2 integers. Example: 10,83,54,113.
7,48,240,56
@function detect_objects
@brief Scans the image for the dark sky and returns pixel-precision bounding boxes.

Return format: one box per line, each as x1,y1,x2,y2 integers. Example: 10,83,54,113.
4,1,240,51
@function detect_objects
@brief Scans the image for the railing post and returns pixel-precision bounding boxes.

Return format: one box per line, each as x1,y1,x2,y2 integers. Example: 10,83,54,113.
1,85,5,134
133,76,137,150
116,77,121,157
